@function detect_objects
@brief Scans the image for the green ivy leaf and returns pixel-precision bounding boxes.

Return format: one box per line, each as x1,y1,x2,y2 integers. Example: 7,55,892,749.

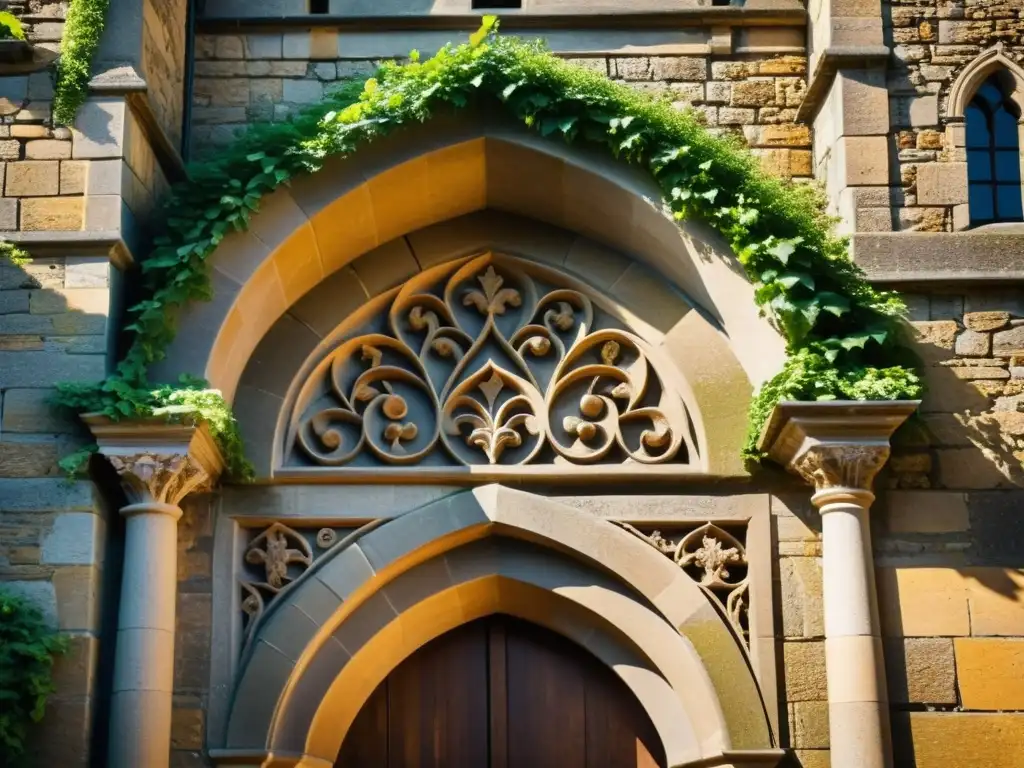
817,291,851,317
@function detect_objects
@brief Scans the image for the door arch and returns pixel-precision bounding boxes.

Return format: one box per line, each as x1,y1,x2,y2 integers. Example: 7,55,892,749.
337,615,666,768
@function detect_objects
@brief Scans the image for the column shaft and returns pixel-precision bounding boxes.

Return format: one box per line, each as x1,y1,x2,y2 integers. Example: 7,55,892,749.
108,502,182,768
817,495,891,768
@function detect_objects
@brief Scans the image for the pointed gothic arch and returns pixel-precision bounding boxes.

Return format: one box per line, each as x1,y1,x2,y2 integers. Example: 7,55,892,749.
215,486,781,768
948,44,1024,118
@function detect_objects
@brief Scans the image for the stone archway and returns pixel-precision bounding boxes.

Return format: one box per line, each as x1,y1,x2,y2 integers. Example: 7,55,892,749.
216,485,781,768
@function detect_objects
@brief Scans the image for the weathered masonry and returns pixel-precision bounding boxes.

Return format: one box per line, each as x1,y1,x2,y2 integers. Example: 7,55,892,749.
1,2,1024,768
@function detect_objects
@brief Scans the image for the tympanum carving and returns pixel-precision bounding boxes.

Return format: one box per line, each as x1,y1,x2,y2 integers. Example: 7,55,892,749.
284,254,697,474
616,521,750,647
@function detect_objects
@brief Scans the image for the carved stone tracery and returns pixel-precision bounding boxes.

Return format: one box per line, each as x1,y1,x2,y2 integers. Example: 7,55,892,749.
239,523,315,644
284,254,697,473
615,521,751,647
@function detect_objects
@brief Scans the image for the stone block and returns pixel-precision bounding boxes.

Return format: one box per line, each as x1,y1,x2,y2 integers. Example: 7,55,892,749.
0,349,105,387
50,634,98,697
0,437,58,477
994,326,1024,356
194,78,249,107
909,95,939,127
793,701,829,748
29,287,108,315
613,57,651,80
705,81,731,104
1,388,74,432
842,136,889,186
783,641,827,701
60,160,87,195
885,491,969,533
718,107,756,125
0,139,20,159
964,311,1010,332
912,320,957,362
247,34,283,59
310,29,337,60
11,124,49,138
962,568,1024,636
955,639,1024,710
282,31,311,59
955,330,992,357
2,580,58,626
885,637,956,704
893,712,1024,768
215,35,244,59
42,512,102,565
0,289,29,314
71,98,125,160
171,706,204,750
731,79,776,107
5,160,59,196
877,567,970,637
0,479,95,512
53,565,101,631
781,557,824,639
20,197,84,230
650,56,706,81
935,447,1014,489
24,140,72,160
917,162,969,205
794,750,830,768
282,79,323,104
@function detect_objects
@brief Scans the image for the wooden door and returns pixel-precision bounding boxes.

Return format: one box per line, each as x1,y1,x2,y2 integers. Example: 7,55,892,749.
336,616,665,768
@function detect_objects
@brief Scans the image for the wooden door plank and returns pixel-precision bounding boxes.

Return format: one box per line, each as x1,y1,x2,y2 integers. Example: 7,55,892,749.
583,662,665,768
388,621,490,768
335,679,389,768
506,620,587,768
488,618,509,768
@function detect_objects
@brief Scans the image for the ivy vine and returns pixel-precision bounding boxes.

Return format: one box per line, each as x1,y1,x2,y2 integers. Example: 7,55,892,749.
54,20,920,476
52,0,110,126
0,589,68,762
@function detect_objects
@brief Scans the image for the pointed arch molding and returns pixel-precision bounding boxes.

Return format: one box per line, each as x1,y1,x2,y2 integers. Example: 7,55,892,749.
949,44,1024,117
272,251,710,481
216,486,780,768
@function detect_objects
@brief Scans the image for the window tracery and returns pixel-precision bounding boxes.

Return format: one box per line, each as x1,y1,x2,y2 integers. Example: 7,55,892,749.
966,72,1024,225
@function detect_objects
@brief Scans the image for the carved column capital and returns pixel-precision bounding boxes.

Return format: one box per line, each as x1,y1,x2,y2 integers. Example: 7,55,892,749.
107,452,213,508
83,415,225,511
757,401,919,506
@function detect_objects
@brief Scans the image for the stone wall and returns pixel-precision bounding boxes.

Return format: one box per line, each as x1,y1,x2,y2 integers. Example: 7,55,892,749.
0,254,113,768
142,0,188,151
189,30,812,181
885,0,1024,231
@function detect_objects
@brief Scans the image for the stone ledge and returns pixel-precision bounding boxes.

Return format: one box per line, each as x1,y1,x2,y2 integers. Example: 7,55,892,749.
854,232,1024,285
3,230,133,269
795,45,891,123
198,5,808,32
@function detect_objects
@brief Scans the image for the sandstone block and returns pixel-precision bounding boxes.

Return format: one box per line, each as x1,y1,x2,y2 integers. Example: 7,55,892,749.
59,160,87,195
781,557,824,639
894,712,1024,768
613,57,652,80
955,639,1024,710
912,320,957,362
705,81,731,104
0,139,20,159
0,197,16,230
843,136,889,185
194,78,250,107
650,56,706,81
193,61,246,77
885,637,956,704
215,35,245,59
954,329,992,357
247,33,283,59
793,750,830,768
283,79,323,104
20,197,83,230
877,567,969,637
171,706,204,750
1,388,74,432
731,79,776,107
0,478,94,512
885,490,968,533
994,326,1024,356
0,438,58,477
269,61,308,77
917,162,969,205
793,701,829,748
783,641,827,701
5,160,58,197
719,107,755,125
909,95,939,127
964,311,1010,332
24,140,72,160
11,124,49,139
29,287,108,315
935,447,1015,489
963,568,1024,636
52,565,100,631
49,634,97,697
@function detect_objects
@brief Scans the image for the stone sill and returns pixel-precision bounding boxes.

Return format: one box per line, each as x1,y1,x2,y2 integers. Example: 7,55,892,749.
198,5,808,32
853,232,1024,285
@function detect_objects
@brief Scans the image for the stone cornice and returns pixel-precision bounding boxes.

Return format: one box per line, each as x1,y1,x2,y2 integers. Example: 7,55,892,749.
757,401,919,497
83,414,225,507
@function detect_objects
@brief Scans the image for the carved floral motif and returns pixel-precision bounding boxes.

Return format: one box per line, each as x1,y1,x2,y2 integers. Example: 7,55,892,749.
791,443,890,493
239,523,314,644
285,254,696,471
616,521,751,646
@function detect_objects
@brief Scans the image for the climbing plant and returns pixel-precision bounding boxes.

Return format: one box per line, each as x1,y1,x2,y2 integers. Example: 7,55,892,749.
0,589,68,762
0,11,26,41
54,19,920,477
52,0,110,126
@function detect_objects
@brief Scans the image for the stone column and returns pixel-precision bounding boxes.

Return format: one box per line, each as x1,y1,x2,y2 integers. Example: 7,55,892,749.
85,417,223,768
759,401,918,768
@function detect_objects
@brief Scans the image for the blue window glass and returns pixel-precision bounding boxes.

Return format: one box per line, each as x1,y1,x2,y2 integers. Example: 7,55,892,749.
966,73,1023,226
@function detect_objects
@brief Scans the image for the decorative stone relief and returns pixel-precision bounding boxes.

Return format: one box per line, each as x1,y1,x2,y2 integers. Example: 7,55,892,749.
615,521,751,646
108,453,213,507
283,254,697,474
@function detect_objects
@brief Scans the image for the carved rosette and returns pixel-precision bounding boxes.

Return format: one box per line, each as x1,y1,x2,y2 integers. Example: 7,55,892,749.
615,521,751,647
108,453,214,508
284,253,697,473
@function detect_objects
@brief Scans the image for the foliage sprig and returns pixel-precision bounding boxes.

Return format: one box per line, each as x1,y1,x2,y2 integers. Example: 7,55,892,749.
0,11,26,41
55,19,920,473
53,0,110,126
0,589,68,762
